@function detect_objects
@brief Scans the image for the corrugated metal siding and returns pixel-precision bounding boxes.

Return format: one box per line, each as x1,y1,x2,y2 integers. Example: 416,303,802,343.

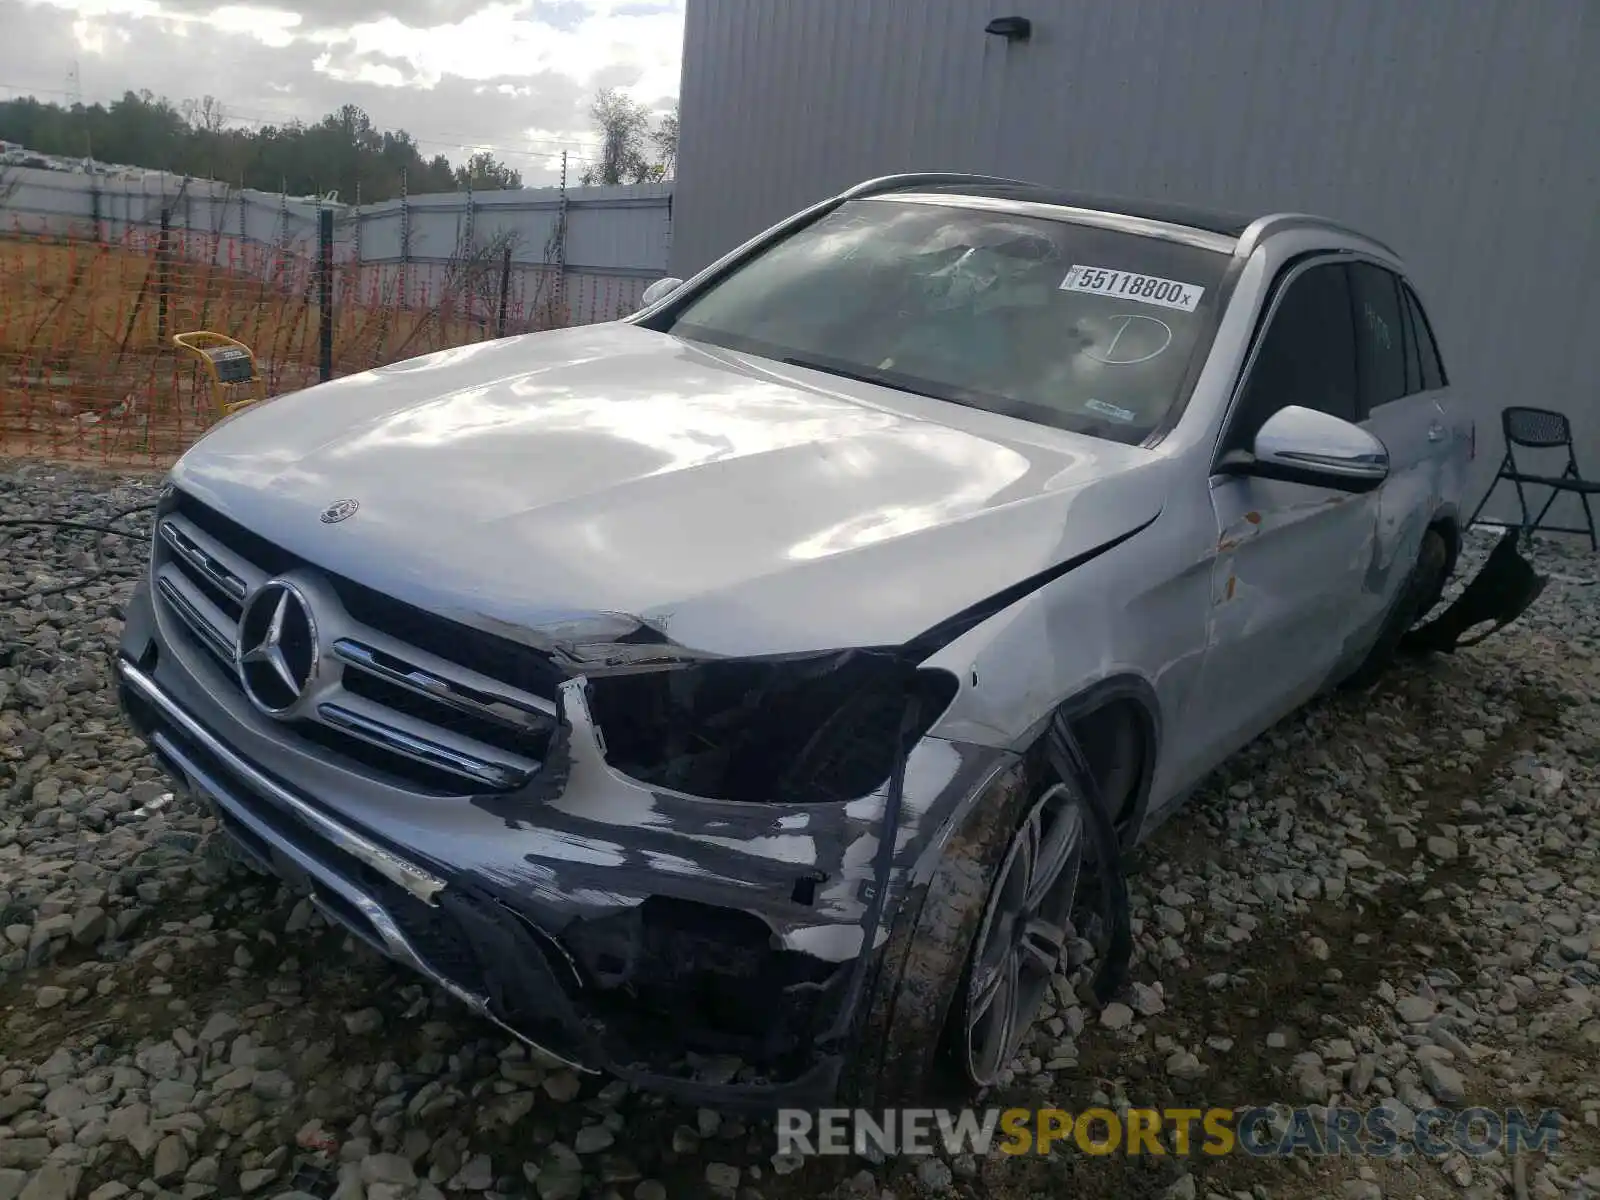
560,183,675,276
673,0,1600,513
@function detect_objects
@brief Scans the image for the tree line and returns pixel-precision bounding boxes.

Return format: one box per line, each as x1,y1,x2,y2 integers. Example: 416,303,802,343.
0,87,679,203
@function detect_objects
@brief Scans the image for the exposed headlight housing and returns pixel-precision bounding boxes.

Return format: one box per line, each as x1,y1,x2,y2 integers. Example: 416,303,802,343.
584,650,957,804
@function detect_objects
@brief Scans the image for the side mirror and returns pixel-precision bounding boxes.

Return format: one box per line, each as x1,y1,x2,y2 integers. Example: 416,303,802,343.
639,277,684,309
1218,405,1389,494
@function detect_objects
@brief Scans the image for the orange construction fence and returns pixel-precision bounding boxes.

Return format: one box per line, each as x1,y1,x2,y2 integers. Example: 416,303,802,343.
0,220,650,468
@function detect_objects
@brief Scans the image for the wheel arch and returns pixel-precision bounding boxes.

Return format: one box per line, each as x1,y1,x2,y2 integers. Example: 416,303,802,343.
1424,505,1462,615
1029,674,1161,849
1431,506,1462,574
841,675,1155,1105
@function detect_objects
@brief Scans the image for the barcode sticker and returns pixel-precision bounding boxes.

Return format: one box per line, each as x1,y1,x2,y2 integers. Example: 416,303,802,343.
1061,265,1205,312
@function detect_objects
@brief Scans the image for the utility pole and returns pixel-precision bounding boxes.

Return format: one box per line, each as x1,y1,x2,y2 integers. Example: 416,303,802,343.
554,150,568,321
68,61,91,163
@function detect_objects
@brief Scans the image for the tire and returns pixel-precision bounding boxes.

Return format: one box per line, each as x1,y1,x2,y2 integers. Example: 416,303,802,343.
840,735,1126,1106
1341,528,1448,690
836,761,1033,1109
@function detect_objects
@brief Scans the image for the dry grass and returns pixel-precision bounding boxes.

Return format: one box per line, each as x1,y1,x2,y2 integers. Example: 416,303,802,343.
0,230,573,467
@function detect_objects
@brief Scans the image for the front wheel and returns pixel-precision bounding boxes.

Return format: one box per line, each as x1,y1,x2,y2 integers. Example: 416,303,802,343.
840,743,1126,1107
952,782,1087,1087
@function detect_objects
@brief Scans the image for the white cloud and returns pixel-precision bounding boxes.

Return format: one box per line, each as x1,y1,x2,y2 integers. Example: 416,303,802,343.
0,0,684,185
328,3,681,97
206,6,303,47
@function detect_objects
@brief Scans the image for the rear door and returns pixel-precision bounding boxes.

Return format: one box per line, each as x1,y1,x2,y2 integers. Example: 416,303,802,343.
1400,281,1465,510
1348,262,1451,639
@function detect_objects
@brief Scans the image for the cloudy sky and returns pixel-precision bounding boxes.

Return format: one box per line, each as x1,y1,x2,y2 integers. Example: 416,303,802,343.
0,0,684,185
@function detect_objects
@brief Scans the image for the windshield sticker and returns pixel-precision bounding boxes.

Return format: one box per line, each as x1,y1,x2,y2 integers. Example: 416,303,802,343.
1083,313,1173,365
1085,398,1138,423
1061,265,1205,312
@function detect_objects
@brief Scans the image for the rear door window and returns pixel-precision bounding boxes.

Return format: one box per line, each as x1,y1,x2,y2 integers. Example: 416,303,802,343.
1348,263,1408,413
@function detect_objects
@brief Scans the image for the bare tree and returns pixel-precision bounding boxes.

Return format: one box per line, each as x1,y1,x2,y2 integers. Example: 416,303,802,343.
651,102,679,181
454,151,522,191
581,88,651,186
181,95,227,134
580,89,676,185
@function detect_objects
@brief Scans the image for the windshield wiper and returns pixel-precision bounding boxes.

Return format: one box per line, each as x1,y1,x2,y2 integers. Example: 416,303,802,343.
778,355,952,404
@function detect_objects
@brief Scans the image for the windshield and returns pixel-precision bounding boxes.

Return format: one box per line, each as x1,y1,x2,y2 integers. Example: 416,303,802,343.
659,197,1231,444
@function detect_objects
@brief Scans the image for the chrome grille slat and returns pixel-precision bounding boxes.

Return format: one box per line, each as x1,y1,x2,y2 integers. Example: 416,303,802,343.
333,637,558,725
158,517,263,600
317,698,534,789
155,568,238,665
149,494,564,792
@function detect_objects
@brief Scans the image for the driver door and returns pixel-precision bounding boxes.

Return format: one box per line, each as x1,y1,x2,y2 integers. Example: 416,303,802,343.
1190,259,1386,766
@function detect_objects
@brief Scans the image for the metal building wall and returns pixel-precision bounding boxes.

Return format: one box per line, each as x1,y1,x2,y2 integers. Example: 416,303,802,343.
673,0,1600,510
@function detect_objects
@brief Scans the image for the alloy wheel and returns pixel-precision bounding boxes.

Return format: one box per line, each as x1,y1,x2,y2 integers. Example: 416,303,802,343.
961,782,1086,1086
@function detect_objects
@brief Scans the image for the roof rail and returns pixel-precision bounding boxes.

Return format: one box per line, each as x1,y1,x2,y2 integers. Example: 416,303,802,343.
1236,212,1400,260
838,172,1037,201
1319,218,1400,258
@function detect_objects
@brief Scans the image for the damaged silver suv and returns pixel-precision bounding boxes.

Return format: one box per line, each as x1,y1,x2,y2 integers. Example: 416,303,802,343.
118,174,1540,1108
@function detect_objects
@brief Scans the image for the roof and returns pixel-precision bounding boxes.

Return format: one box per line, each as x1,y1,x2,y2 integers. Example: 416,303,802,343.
914,181,1256,238
841,174,1395,259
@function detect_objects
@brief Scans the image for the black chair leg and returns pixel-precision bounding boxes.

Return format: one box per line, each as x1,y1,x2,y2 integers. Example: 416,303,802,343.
1512,473,1533,541
1468,454,1513,529
1567,455,1599,551
1467,483,1494,528
1529,485,1561,540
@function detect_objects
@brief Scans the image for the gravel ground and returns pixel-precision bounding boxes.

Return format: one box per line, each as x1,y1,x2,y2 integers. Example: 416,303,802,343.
1,457,1597,1200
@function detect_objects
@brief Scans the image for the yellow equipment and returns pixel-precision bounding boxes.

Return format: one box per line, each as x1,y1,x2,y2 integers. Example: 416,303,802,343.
172,331,266,415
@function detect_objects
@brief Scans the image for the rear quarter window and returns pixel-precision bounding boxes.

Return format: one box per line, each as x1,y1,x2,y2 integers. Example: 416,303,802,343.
1402,284,1448,390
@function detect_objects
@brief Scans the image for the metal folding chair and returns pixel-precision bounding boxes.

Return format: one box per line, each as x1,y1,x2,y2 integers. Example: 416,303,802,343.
1468,406,1600,550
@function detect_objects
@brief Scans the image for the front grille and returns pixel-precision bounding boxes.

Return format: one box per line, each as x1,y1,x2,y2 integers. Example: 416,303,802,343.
174,495,566,701
151,490,567,794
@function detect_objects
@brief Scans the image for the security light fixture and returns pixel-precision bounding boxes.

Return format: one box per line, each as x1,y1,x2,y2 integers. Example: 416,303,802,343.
985,16,1032,41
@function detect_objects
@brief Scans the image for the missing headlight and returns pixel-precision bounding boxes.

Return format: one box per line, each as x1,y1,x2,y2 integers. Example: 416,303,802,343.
584,651,957,803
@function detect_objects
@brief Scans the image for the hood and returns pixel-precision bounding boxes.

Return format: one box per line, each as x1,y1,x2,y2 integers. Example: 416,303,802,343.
172,323,1169,657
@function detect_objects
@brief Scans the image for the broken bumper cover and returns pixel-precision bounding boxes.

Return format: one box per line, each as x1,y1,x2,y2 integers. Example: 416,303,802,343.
1404,528,1547,654
115,585,1012,1108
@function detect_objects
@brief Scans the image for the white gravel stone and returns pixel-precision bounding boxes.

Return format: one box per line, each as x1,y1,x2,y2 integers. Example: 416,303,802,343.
1395,995,1437,1023
1100,1002,1135,1030
2,475,1597,1200
1421,1059,1467,1103
1426,835,1459,861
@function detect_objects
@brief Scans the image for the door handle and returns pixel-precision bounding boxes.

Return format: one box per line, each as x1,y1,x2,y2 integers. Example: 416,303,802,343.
1427,423,1446,443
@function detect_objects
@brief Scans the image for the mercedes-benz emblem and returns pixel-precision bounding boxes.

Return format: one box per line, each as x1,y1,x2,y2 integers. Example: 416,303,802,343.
236,580,319,715
320,499,359,524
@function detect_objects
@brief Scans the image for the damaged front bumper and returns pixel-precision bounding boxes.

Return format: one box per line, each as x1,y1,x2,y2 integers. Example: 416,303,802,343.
1403,528,1548,655
116,584,1013,1109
